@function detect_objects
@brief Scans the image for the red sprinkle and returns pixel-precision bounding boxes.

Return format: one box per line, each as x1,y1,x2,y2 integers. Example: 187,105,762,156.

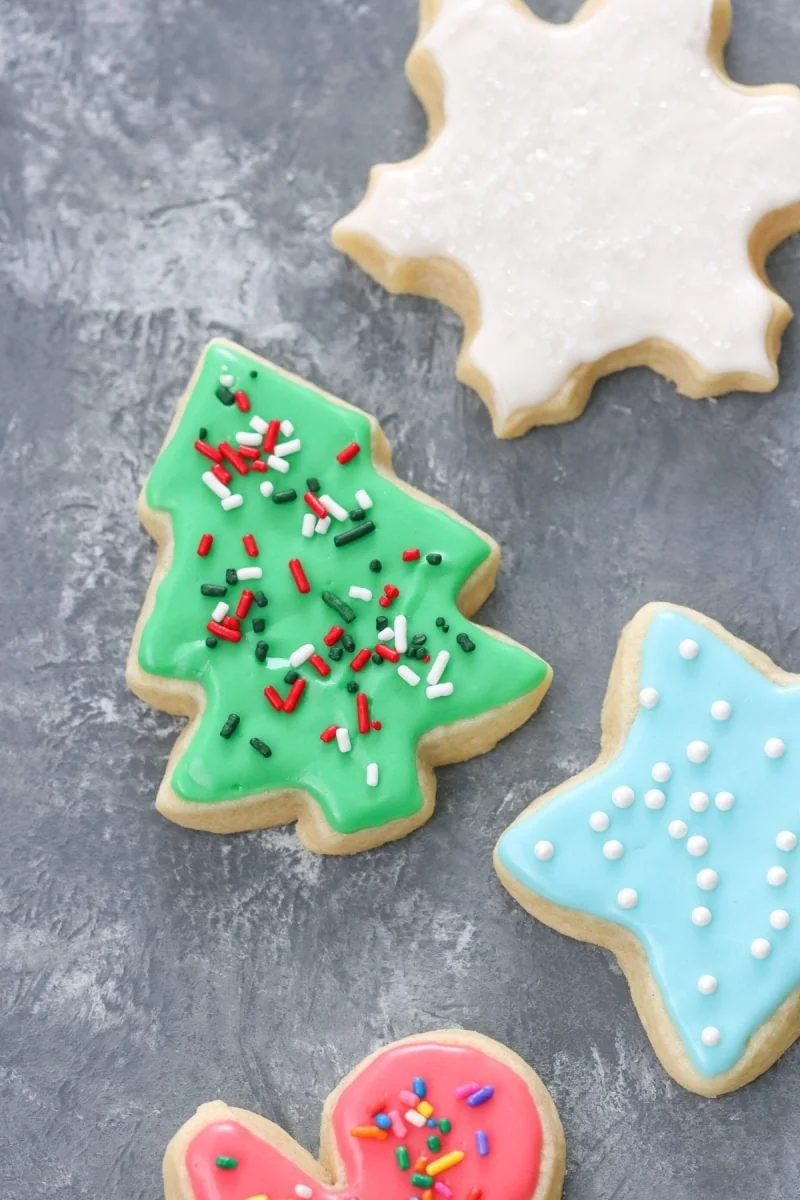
242,534,259,558
235,590,254,619
384,584,400,599
374,644,399,663
264,686,284,712
251,460,267,472
309,654,330,677
288,558,311,594
323,625,344,647
422,654,431,663
194,439,222,463
304,491,328,519
371,721,382,731
402,548,421,562
263,420,281,454
233,390,251,412
378,596,391,609
211,463,233,486
320,724,338,743
466,1191,484,1200
207,620,240,642
218,441,249,475
221,615,240,630
336,441,361,465
284,677,306,713
238,445,261,460
357,692,370,734
350,648,371,672
197,533,213,557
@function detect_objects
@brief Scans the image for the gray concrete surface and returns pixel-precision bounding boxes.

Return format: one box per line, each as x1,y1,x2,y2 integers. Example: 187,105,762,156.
2,0,800,1196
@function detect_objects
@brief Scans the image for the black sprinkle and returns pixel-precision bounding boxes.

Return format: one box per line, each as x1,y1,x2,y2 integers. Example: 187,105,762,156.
198,426,208,440
376,616,389,631
255,641,269,662
220,713,240,739
216,385,235,405
369,559,382,573
252,617,266,633
307,476,321,493
250,737,272,758
254,591,268,607
426,552,443,566
334,520,376,548
329,646,344,662
205,635,218,648
371,651,382,664
457,633,476,653
201,584,227,597
435,617,446,628
322,591,356,623
341,633,356,653
225,568,238,585
349,507,366,522
249,369,258,378
346,681,358,694
273,488,297,504
411,633,427,646
284,670,299,685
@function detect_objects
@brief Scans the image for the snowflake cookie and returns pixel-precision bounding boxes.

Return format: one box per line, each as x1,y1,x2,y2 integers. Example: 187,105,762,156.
333,0,800,437
496,603,800,1095
127,340,550,853
163,1031,565,1200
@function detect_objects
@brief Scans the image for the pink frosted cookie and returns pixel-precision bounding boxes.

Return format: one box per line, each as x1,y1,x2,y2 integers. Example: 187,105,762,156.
163,1031,565,1200
334,0,800,436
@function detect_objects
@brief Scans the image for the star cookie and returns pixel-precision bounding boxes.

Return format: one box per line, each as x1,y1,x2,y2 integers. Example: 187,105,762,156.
496,603,800,1095
333,0,800,437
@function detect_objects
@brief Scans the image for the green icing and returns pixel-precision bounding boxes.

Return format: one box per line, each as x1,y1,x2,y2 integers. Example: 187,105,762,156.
137,341,548,834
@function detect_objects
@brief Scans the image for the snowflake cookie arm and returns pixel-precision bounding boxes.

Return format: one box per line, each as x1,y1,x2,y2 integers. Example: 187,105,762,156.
496,602,800,1097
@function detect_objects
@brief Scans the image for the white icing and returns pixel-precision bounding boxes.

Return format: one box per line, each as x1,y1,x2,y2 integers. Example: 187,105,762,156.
686,740,710,764
701,1026,721,1047
616,887,639,910
534,839,554,861
751,938,772,960
710,700,732,721
714,791,735,812
689,792,709,813
687,835,709,858
770,910,791,931
603,839,624,860
692,906,712,927
668,820,687,840
765,737,786,759
776,831,797,852
679,639,700,661
697,975,718,996
644,788,666,810
589,811,610,832
611,785,635,808
651,762,672,783
696,869,718,892
767,865,788,887
639,687,659,708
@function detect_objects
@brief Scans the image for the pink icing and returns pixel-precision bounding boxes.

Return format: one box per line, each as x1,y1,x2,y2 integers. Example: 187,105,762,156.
185,1040,544,1200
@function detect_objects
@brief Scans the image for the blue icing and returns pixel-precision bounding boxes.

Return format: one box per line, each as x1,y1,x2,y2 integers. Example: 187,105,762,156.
497,608,800,1078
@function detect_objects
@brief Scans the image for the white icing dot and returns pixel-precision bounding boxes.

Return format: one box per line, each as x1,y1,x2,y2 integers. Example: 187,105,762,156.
668,820,688,839
611,785,635,809
696,868,718,891
697,975,718,995
616,887,639,910
651,762,672,783
534,840,554,861
603,839,624,861
714,791,735,812
219,372,234,387
686,740,710,764
776,831,797,852
679,639,700,660
689,791,709,813
710,700,732,721
687,835,709,857
751,937,772,959
701,1026,721,1047
692,906,712,926
765,737,786,759
767,865,788,887
295,1188,313,1200
770,909,791,931
589,811,610,832
639,687,660,708
644,788,666,810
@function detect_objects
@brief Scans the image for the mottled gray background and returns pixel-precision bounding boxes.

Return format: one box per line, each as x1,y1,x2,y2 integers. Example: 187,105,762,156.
2,0,800,1196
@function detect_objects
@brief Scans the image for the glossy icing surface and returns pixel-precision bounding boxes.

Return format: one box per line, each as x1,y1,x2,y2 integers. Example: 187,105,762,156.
335,0,800,420
185,1040,544,1199
138,342,547,834
498,608,800,1077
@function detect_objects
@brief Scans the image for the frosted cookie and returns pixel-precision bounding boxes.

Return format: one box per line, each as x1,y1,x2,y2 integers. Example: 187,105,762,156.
127,339,550,853
333,0,800,437
496,603,800,1095
163,1030,565,1200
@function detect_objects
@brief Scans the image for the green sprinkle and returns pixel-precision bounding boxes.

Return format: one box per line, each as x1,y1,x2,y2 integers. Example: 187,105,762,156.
438,1118,452,1133
307,476,321,493
220,714,240,739
205,635,218,648
435,617,446,627
341,633,355,653
215,1155,238,1169
273,488,297,504
252,617,266,633
395,1146,410,1171
427,1134,442,1152
215,386,234,406
322,591,356,623
198,426,208,439
249,369,258,378
426,552,443,565
225,568,238,585
254,591,268,607
329,646,343,662
250,737,272,758
371,651,382,664
457,633,476,653
284,669,299,685
255,641,269,662
369,559,382,573
349,507,366,522
411,633,427,646
334,520,376,548
201,583,227,597
376,616,389,631
411,1174,433,1188
346,681,358,694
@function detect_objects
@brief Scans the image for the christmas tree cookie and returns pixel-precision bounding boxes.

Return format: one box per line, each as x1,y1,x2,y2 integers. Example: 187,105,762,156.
127,340,550,853
163,1030,565,1200
334,0,800,436
496,604,800,1095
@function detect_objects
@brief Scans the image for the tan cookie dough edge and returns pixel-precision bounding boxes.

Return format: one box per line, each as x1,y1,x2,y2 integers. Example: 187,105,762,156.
126,337,552,854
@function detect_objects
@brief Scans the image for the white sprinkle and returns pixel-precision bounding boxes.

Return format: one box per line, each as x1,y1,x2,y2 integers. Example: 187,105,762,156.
235,431,262,446
687,740,710,764
534,840,554,861
602,839,624,861
768,865,788,887
714,791,735,812
679,638,700,660
349,586,373,602
639,687,659,708
219,372,234,387
405,1109,426,1128
701,1026,721,1047
302,512,316,538
689,792,710,813
295,1187,312,1200
202,470,231,500
644,788,666,810
616,888,638,910
611,785,634,809
698,975,718,996
692,906,712,927
377,627,395,642
427,649,450,686
250,415,268,434
426,682,454,700
668,820,687,840
771,909,791,931
366,762,379,788
221,494,244,510
589,811,610,832
687,835,709,857
776,831,798,852
652,762,672,783
315,516,331,534
289,643,315,668
710,700,731,721
751,938,772,960
281,419,294,436
319,493,348,521
274,437,302,457
237,566,263,581
765,737,785,759
696,868,718,891
266,454,290,473
355,488,373,510
260,480,274,498
394,614,408,653
211,601,229,622
397,664,421,687
335,727,351,753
